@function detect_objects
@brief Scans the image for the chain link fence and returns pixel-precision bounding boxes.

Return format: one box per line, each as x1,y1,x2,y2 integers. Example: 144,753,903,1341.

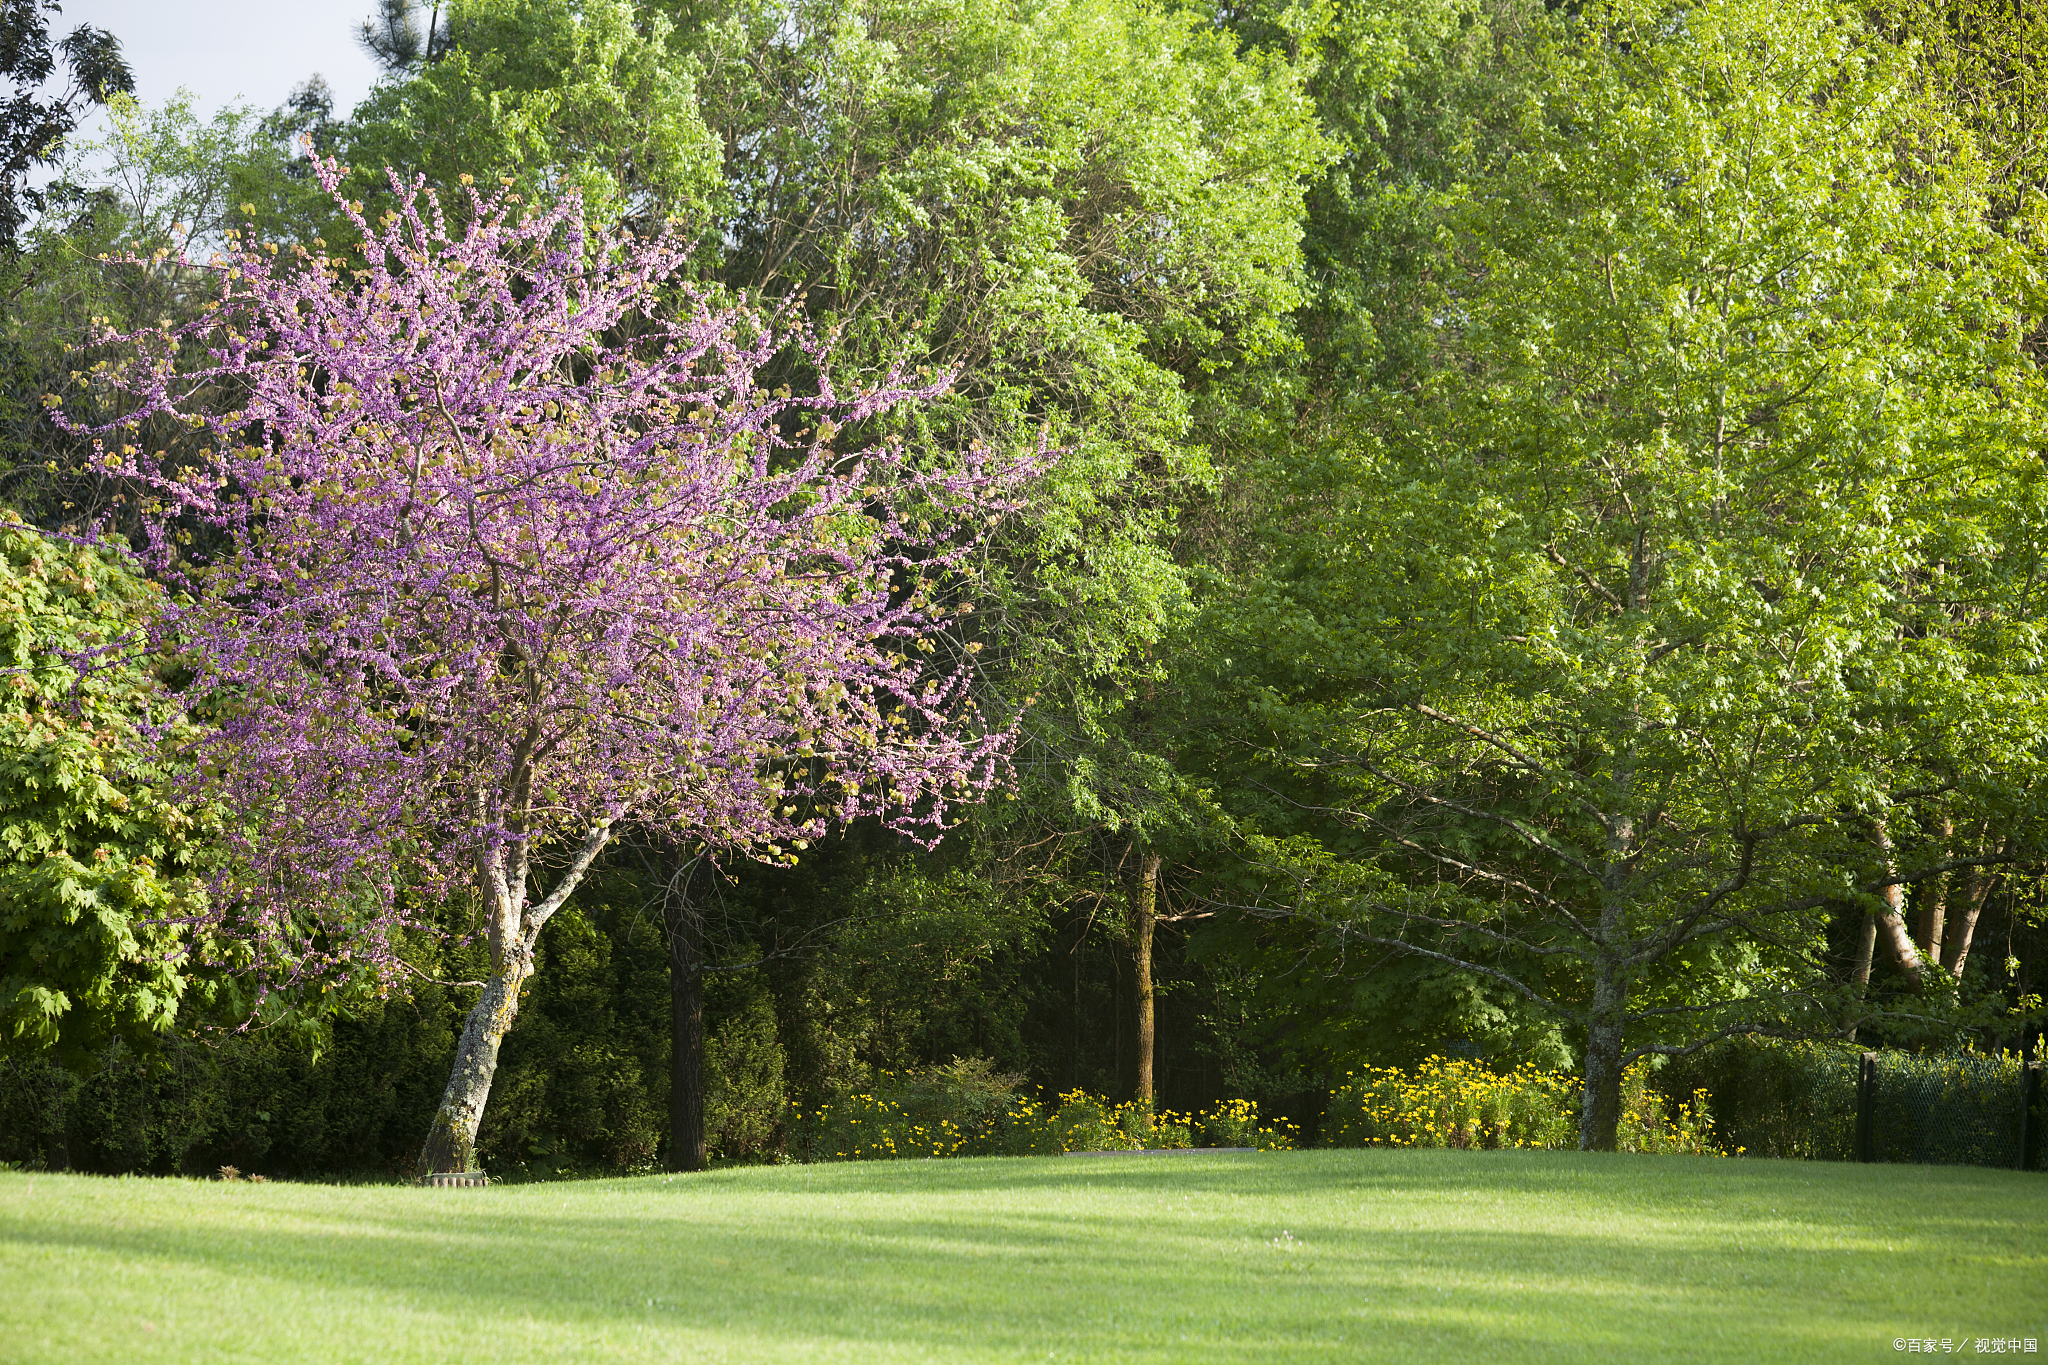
1657,1040,2044,1171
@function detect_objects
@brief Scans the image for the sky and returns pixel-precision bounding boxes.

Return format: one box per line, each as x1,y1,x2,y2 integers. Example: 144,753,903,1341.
52,0,388,124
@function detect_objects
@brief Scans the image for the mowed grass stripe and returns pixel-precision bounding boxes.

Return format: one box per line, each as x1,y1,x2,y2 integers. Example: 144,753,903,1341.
1,1149,2041,1364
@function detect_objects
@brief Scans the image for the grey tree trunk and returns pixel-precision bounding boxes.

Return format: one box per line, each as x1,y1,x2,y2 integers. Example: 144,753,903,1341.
1918,815,1953,961
417,818,613,1177
1847,909,1877,1041
1945,834,1998,979
1871,822,1926,984
1578,965,1627,1151
420,946,530,1174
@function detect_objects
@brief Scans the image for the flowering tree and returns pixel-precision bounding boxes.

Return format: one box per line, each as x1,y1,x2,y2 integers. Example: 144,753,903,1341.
80,161,1029,1174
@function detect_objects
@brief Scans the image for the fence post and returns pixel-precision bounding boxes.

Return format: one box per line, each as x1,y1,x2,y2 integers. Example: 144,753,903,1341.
1855,1052,1877,1164
2023,1062,2043,1174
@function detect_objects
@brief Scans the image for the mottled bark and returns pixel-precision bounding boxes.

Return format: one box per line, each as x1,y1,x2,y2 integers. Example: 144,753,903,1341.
1871,822,1926,985
1130,849,1161,1108
420,946,529,1174
1847,910,1877,1041
1918,815,1953,961
1578,966,1627,1152
418,819,612,1176
1944,829,1998,980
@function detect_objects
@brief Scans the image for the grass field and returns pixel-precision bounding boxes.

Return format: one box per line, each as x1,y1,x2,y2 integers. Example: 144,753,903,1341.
2,1150,2042,1363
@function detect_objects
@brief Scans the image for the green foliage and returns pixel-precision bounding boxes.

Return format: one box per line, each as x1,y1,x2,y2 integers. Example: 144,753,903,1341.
702,974,787,1160
797,1058,1029,1160
1187,1096,1297,1150
1194,0,2048,1145
1323,1057,1578,1150
1322,1056,1717,1153
1653,1039,1859,1161
477,907,668,1178
1658,1039,2040,1167
342,0,722,232
4,91,309,530
677,0,1330,874
795,1062,1296,1159
0,890,671,1179
0,518,216,1059
8,0,2044,1181
0,981,463,1176
737,833,1047,1106
51,92,324,251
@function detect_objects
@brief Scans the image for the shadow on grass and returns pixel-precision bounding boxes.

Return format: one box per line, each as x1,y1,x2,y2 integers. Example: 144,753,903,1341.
3,1150,2041,1362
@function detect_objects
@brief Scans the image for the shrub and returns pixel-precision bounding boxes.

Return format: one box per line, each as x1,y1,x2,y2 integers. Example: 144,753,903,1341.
793,1061,1295,1160
795,1058,1029,1161
1617,1063,1721,1156
1653,1039,1856,1160
1324,1058,1577,1150
703,991,787,1161
1322,1056,1722,1154
1196,1097,1298,1150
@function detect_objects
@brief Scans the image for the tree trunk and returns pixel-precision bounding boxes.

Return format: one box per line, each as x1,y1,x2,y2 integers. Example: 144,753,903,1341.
417,818,611,1177
667,887,707,1173
1847,909,1877,1041
1069,919,1083,1093
1578,964,1627,1152
419,949,529,1174
1918,814,1953,961
1945,831,1998,980
1870,821,1926,984
1131,849,1161,1109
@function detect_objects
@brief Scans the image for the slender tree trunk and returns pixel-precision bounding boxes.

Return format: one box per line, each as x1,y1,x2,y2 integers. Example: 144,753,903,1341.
1847,910,1877,1041
420,947,530,1174
1918,815,1953,961
1945,829,1998,980
1871,822,1926,984
1130,849,1161,1109
1579,962,1627,1152
418,818,611,1176
1946,877,1992,979
667,885,707,1173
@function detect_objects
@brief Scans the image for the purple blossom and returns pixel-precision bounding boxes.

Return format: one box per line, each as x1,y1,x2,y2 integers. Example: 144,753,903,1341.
77,159,1037,1007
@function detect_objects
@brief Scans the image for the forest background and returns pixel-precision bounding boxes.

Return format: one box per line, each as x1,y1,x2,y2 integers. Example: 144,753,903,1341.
1,0,2043,1176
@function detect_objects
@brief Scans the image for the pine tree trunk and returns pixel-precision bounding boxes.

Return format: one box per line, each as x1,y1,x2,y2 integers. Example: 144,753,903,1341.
668,894,707,1173
1131,849,1161,1109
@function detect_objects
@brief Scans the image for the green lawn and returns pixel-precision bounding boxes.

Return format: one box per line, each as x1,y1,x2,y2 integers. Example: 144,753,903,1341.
1,1150,2041,1363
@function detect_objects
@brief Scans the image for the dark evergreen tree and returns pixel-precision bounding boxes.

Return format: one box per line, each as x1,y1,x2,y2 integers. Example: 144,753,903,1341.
0,0,131,256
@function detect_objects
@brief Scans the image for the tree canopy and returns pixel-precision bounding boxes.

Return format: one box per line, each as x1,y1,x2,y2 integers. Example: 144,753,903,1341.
0,0,2042,1172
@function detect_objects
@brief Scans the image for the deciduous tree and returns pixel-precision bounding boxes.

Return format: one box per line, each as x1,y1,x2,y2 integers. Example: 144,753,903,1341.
83,159,1032,1173
0,514,214,1061
1204,0,2048,1148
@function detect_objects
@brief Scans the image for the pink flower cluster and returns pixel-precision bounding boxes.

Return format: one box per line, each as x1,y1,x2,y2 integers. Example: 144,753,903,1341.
80,159,1036,997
